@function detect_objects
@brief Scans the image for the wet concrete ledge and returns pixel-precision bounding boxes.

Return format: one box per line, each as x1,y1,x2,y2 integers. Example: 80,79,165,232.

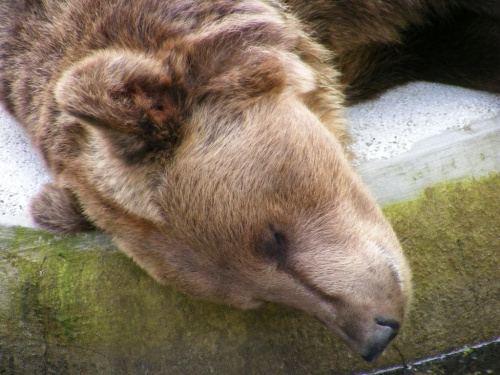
1,83,500,374
1,178,499,374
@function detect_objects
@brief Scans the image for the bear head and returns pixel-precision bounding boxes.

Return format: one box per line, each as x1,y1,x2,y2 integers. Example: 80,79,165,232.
45,42,412,361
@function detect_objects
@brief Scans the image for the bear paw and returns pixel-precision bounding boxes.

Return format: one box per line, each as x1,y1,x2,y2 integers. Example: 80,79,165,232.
30,183,94,233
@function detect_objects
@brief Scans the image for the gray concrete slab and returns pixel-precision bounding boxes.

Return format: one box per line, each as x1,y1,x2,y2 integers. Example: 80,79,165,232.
347,82,500,162
357,116,500,205
0,110,49,227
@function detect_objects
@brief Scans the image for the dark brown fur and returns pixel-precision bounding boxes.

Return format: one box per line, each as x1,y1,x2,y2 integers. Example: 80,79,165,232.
0,0,498,362
285,0,500,102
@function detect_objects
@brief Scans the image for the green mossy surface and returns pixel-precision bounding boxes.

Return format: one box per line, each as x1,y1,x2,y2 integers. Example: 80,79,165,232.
1,175,499,374
382,174,500,360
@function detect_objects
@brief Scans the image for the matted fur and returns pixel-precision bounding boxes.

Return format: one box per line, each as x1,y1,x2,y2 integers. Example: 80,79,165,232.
1,0,498,362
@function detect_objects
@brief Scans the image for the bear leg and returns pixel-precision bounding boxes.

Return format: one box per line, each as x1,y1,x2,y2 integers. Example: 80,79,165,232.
340,9,500,103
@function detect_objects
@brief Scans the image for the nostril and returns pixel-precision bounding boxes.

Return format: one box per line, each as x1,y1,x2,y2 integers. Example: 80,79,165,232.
375,317,400,334
360,318,401,362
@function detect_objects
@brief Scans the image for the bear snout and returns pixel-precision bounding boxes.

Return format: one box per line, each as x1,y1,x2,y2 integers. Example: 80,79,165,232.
360,317,401,362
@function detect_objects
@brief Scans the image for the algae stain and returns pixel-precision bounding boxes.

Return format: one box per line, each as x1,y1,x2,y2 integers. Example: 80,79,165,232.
2,229,140,347
382,173,500,354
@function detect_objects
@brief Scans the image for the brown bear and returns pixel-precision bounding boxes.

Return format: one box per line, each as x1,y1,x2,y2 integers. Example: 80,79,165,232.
0,0,498,363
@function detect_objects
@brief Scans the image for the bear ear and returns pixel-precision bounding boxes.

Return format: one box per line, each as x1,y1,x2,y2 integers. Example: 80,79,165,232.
55,51,185,161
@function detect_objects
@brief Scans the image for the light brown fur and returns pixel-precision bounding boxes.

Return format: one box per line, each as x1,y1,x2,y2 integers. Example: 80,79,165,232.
4,0,496,362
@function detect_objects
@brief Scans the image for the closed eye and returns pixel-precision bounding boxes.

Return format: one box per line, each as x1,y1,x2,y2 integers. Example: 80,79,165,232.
273,230,286,246
260,226,288,270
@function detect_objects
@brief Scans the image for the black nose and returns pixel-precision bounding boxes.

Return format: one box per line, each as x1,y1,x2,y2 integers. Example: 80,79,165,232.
360,317,401,362
375,317,401,332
